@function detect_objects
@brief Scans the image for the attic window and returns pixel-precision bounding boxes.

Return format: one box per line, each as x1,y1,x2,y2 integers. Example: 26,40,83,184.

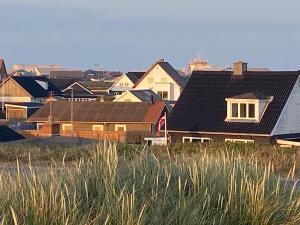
225,92,273,123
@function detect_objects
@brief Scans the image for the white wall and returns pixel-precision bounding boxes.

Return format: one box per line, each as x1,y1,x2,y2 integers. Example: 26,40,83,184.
272,78,300,135
111,74,134,90
134,64,181,101
113,92,141,102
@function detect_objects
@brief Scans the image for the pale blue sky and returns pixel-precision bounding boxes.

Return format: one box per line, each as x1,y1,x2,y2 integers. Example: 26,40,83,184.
0,0,299,71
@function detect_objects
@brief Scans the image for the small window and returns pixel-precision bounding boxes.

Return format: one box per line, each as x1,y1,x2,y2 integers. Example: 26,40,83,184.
231,103,238,117
115,125,126,132
161,78,167,83
92,125,104,131
157,91,168,100
62,124,72,131
120,83,123,87
248,104,255,118
240,103,247,118
183,137,212,143
147,77,154,83
124,83,129,87
225,139,254,144
124,99,131,102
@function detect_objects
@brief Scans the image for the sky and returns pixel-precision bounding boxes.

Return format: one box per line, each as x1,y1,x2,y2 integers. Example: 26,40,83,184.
0,0,300,71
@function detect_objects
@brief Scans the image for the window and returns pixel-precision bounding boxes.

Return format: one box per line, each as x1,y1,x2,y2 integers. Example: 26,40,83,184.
225,139,254,144
248,104,255,118
161,78,167,83
232,103,238,117
92,125,104,131
62,124,72,131
157,91,168,100
120,83,123,87
228,102,258,121
147,77,154,83
183,137,212,143
115,125,126,132
124,99,131,102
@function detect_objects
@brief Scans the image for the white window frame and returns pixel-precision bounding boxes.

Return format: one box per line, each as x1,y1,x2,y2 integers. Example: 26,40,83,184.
225,138,254,144
92,124,104,131
115,124,126,132
182,137,212,143
225,99,259,122
62,123,72,131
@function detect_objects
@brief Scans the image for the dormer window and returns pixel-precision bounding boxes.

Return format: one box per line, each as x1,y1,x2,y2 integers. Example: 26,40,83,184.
226,92,273,122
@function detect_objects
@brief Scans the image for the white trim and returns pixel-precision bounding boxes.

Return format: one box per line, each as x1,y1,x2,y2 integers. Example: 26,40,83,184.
115,124,126,131
182,137,212,143
225,138,254,144
63,82,94,95
5,103,41,109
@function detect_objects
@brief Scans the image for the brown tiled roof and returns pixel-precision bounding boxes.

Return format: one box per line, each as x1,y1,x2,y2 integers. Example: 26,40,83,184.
28,101,165,124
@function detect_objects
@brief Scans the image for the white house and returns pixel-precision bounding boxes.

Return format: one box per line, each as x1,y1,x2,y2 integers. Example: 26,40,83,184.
133,59,187,102
108,72,145,95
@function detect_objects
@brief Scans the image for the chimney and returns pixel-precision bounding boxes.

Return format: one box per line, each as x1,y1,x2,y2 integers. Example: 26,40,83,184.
233,61,247,76
158,59,165,63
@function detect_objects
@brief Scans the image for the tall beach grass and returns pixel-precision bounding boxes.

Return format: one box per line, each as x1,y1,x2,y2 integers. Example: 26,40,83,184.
0,143,299,224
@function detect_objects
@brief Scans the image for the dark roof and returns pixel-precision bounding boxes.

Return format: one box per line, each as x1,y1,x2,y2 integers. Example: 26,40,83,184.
49,70,84,78
9,76,61,97
28,101,165,124
0,126,24,142
49,78,78,90
129,89,164,102
62,82,95,98
168,71,300,135
126,72,145,84
229,92,268,100
133,61,187,88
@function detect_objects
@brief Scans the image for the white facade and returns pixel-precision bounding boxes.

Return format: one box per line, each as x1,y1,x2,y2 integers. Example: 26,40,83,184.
134,64,182,101
109,74,135,92
113,92,141,102
271,78,300,135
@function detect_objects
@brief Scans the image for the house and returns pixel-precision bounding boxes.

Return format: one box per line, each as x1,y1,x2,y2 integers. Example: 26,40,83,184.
27,101,167,143
5,102,43,120
133,59,187,102
0,125,24,142
108,72,145,95
0,76,61,104
50,79,96,101
114,89,164,102
11,64,62,76
0,58,8,80
167,61,300,144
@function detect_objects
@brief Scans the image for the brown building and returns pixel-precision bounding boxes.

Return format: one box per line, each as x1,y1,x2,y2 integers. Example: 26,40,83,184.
27,101,168,143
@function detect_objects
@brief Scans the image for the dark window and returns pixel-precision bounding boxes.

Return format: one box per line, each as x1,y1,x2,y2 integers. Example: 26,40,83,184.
248,104,255,118
240,103,247,118
232,103,238,117
157,91,168,100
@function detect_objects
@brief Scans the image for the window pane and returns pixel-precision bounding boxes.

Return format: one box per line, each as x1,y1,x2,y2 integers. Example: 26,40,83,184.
248,104,255,118
232,103,238,117
240,103,247,118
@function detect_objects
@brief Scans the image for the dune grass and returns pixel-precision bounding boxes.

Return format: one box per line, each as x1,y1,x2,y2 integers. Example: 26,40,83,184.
0,143,299,224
